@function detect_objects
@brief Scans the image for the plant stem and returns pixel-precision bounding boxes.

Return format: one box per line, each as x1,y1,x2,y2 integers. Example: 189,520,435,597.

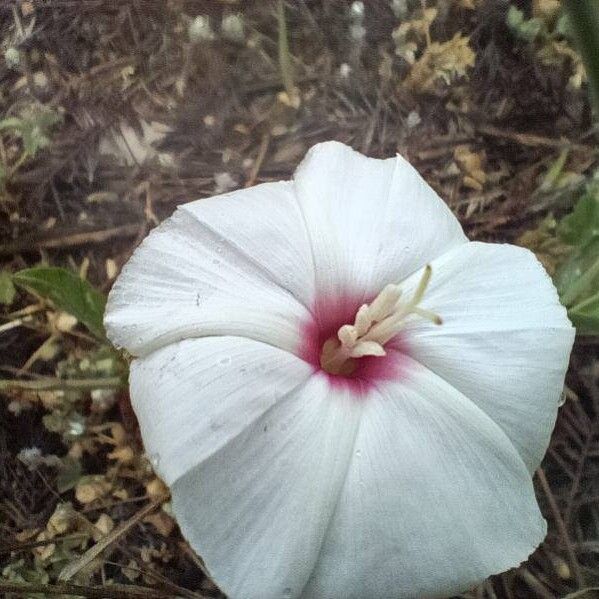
0,581,181,599
0,377,124,392
277,0,296,102
564,0,599,117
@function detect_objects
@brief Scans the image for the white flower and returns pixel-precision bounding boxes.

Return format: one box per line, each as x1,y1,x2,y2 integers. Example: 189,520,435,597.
105,141,574,599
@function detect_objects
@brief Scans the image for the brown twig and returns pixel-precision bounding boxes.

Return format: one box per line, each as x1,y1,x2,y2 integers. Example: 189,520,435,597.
58,497,167,581
245,133,271,188
537,467,584,587
0,223,143,256
0,581,182,599
477,125,594,153
0,377,124,392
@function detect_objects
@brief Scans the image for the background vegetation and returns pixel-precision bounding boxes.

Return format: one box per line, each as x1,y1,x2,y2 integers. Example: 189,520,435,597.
2,0,599,597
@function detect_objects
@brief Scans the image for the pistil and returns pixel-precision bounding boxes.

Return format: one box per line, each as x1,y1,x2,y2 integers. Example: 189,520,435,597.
319,265,442,375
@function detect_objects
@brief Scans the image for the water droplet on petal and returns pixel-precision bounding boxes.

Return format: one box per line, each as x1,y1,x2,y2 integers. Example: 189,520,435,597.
149,453,161,468
355,449,362,457
558,391,566,407
220,356,232,366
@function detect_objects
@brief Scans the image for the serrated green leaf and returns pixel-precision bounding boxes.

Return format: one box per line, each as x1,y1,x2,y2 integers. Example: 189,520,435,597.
0,270,16,305
13,267,106,339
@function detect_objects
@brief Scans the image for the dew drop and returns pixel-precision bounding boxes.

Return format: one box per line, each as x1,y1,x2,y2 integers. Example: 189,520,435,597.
355,449,362,457
558,391,566,407
220,356,232,366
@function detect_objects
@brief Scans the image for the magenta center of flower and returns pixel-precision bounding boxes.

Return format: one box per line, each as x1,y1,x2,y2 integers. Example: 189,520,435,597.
300,266,441,391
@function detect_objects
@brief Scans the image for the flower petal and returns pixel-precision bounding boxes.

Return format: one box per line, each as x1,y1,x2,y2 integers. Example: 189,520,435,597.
105,181,314,357
303,358,546,599
129,336,314,485
292,141,467,302
171,373,363,599
400,241,575,472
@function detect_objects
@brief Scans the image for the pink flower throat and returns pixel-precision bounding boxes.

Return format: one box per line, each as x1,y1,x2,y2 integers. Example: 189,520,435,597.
299,293,409,395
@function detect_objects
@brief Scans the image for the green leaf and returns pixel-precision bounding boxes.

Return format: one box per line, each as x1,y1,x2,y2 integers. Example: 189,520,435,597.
0,270,16,305
569,290,599,334
0,106,62,159
13,267,106,339
507,6,544,42
564,0,599,117
557,186,599,246
55,456,83,493
553,186,599,334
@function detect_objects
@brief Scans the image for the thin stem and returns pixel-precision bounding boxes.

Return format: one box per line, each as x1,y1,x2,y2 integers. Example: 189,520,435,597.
0,377,124,392
277,0,296,101
536,467,584,587
0,581,179,599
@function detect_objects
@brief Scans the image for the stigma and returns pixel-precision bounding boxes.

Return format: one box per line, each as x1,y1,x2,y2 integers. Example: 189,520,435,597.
319,265,442,375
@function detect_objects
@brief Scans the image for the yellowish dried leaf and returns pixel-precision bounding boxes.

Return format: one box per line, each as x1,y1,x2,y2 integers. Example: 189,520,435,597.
105,259,118,281
454,145,487,190
47,503,73,536
405,33,475,92
75,478,111,504
37,390,64,410
107,445,135,464
112,488,129,500
93,513,115,541
122,559,140,581
49,311,78,333
392,8,438,64
533,0,561,22
144,511,176,537
145,477,169,499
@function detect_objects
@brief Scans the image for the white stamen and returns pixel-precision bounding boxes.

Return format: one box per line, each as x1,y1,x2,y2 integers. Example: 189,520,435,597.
354,304,373,336
320,265,441,375
349,340,386,358
338,324,358,347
